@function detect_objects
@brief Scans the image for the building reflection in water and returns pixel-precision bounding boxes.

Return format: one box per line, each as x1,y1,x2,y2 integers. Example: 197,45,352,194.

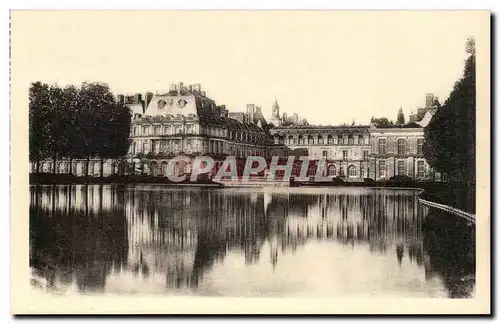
29,185,475,298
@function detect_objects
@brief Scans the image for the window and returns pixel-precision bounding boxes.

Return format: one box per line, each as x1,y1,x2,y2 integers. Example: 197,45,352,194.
378,160,386,177
398,160,406,176
363,150,369,160
142,141,148,153
417,138,424,155
142,126,149,135
133,126,138,136
333,138,338,145
364,137,369,145
338,137,343,145
378,139,387,154
319,137,324,144
309,138,313,144
417,160,425,178
328,165,336,176
154,126,160,135
328,137,332,144
343,150,348,160
397,139,406,155
175,126,182,134
348,165,356,177
360,166,365,178
163,126,170,134
358,137,363,144
322,150,328,157
347,138,353,145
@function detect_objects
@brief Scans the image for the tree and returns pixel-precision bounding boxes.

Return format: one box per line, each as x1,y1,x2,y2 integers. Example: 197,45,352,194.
370,117,394,127
75,82,131,179
396,107,405,125
58,85,80,175
29,82,70,174
29,81,132,180
29,82,51,172
424,37,475,186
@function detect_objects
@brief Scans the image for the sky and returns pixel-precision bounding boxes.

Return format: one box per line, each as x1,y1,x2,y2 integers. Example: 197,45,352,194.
12,10,488,125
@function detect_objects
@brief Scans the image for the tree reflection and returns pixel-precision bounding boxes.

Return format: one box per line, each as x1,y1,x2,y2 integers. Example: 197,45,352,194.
29,185,128,293
422,208,475,298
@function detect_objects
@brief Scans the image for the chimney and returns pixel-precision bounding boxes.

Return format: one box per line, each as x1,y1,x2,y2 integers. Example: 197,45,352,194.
246,104,255,124
425,93,435,107
194,84,201,93
201,90,206,96
117,95,124,103
169,83,176,92
144,92,153,106
134,93,142,103
126,95,134,104
188,84,193,91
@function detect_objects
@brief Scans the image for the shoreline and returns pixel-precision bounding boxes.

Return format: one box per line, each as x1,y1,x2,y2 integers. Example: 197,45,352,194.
30,173,475,217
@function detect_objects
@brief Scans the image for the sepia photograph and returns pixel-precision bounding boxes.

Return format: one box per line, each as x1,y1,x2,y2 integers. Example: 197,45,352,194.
10,9,490,315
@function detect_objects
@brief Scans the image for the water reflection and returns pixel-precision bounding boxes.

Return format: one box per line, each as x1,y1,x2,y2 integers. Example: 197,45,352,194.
29,185,475,298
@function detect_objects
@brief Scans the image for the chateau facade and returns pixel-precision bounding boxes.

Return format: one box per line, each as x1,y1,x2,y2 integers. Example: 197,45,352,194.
268,92,439,181
30,83,440,181
268,123,436,181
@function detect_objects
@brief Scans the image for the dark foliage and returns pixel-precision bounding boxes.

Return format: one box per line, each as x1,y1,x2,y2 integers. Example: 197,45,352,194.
423,37,475,187
396,108,405,125
370,116,395,127
29,82,132,175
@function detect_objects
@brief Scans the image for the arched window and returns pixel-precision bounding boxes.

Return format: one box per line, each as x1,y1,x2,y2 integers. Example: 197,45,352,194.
117,162,124,175
93,162,100,176
348,165,357,177
76,162,83,176
150,161,159,177
328,165,336,176
161,161,168,177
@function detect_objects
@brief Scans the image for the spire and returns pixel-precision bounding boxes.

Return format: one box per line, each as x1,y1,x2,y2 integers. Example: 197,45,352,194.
272,97,280,118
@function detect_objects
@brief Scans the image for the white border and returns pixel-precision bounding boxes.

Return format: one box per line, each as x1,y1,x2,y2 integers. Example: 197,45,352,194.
3,1,498,323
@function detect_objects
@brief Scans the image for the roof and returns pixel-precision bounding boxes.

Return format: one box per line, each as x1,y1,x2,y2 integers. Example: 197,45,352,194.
199,116,268,135
374,122,422,129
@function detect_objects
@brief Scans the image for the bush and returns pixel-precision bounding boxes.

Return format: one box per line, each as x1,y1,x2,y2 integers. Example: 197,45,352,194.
389,175,413,182
332,177,344,185
364,178,375,185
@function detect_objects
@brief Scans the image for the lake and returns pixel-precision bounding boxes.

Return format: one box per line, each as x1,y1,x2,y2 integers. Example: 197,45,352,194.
29,185,475,298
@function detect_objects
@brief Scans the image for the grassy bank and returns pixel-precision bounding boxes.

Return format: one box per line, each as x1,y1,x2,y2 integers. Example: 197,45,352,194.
418,182,475,215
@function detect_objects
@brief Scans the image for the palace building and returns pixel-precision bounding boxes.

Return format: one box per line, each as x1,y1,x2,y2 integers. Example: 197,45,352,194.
122,83,291,176
268,93,440,181
30,83,440,182
125,83,284,160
